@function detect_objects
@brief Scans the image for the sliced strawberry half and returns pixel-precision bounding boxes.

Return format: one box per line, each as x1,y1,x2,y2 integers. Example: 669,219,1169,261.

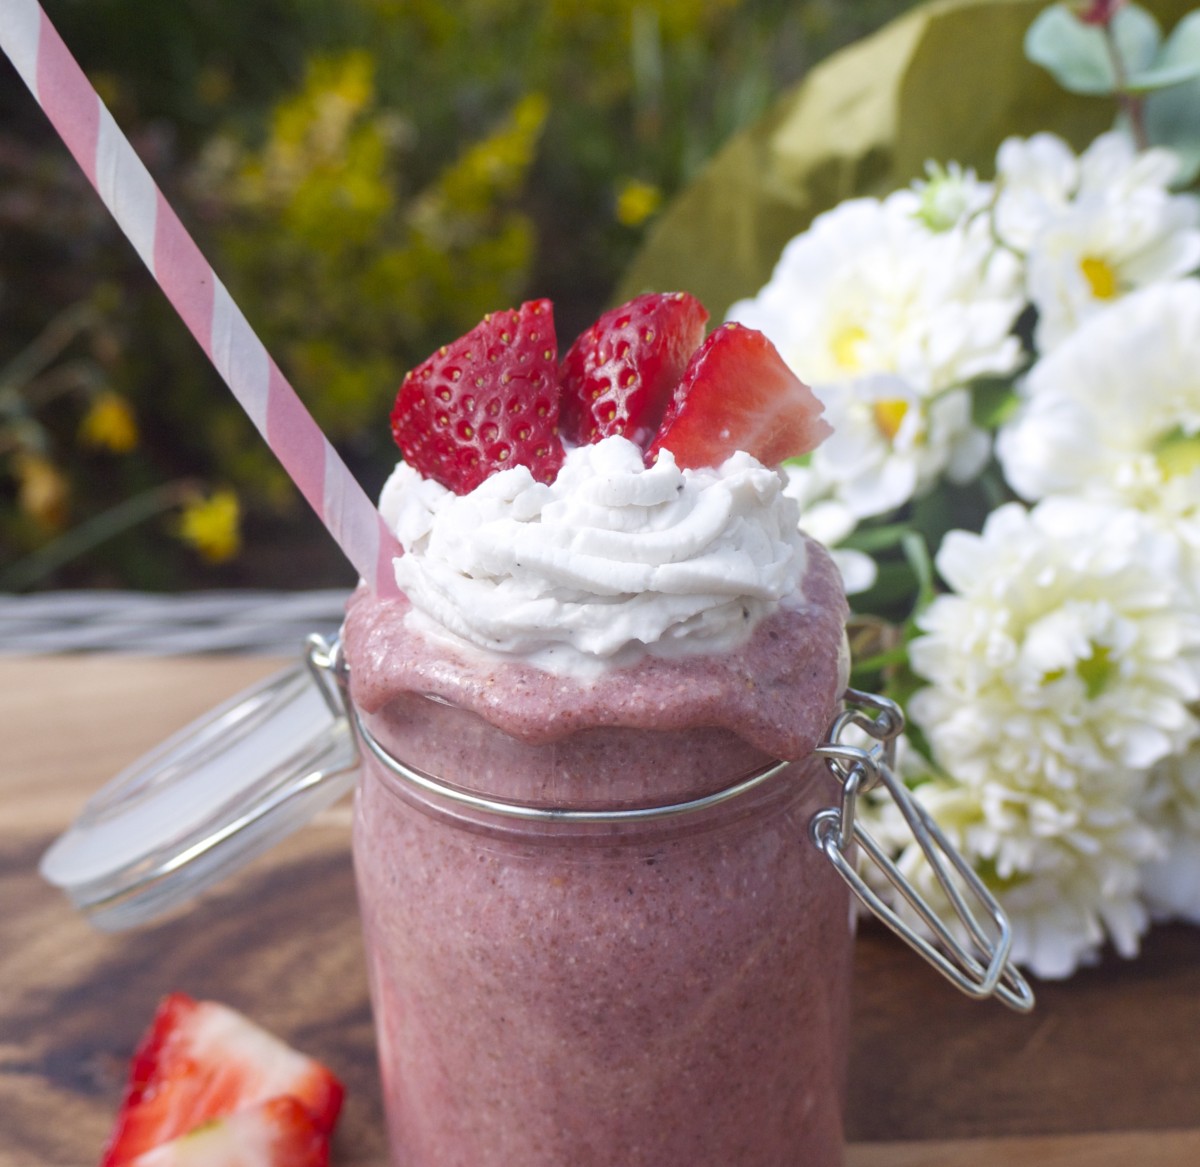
100,993,344,1166
390,299,564,493
559,291,709,448
125,1096,329,1167
645,322,832,470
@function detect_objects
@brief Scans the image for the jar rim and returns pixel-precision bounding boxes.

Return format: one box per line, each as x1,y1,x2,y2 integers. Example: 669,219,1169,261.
352,695,798,826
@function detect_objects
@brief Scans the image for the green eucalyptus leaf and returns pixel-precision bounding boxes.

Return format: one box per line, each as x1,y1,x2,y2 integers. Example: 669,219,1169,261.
1025,6,1116,94
1124,62,1200,90
1157,7,1200,65
1025,3,1162,95
1130,9,1200,89
1144,73,1200,183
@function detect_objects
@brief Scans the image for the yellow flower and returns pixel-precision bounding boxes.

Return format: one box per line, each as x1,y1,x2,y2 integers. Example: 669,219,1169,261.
615,178,662,228
178,489,242,563
13,451,70,529
79,391,139,453
433,92,549,218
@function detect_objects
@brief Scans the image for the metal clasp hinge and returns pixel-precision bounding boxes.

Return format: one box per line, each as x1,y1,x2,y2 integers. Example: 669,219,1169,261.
813,689,1034,1013
305,633,355,721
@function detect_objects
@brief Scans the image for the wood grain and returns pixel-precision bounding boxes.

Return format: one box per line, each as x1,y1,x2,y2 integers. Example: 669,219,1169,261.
847,1130,1200,1167
2,654,1199,1165
849,917,1200,1142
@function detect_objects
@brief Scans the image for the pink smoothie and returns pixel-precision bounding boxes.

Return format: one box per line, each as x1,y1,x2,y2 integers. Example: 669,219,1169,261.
342,537,852,1166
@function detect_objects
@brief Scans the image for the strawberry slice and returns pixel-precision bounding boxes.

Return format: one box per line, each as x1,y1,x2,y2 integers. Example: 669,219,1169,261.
390,299,564,493
559,291,709,447
645,322,832,470
100,994,344,1166
125,1097,329,1167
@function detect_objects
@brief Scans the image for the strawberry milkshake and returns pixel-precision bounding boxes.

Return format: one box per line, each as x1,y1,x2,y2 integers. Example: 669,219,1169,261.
344,295,851,1165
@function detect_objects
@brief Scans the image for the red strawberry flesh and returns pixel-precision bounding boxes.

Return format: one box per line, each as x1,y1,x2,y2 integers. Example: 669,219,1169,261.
645,322,831,470
100,993,343,1166
125,1096,329,1167
390,299,564,494
559,291,709,448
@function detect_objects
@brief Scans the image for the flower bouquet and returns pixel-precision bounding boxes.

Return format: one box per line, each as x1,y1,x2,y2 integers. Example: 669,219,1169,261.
622,0,1200,979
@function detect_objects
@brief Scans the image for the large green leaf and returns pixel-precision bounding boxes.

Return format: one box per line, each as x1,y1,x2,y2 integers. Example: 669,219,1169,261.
617,0,1197,322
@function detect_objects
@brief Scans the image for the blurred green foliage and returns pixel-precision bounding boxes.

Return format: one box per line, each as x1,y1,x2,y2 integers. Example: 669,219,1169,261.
193,56,551,454
0,0,919,590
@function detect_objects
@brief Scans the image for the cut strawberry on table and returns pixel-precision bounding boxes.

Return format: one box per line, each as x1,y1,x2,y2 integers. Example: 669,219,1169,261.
99,993,344,1167
645,322,832,470
391,298,564,494
559,291,709,447
124,1096,329,1167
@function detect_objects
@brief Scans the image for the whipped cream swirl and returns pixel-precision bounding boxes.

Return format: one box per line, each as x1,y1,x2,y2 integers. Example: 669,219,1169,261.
380,436,809,673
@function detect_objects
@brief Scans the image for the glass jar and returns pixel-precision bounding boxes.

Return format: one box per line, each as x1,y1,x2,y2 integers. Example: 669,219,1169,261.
351,693,854,1167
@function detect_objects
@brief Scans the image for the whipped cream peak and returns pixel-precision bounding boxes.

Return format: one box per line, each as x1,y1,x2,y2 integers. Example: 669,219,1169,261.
380,436,809,673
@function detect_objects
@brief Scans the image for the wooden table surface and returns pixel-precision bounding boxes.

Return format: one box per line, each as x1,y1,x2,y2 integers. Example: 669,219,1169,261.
3,654,1199,1166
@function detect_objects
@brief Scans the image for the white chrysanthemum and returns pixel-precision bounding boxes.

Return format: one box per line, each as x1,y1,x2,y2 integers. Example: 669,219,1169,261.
727,191,1024,395
908,499,1200,790
857,738,1162,978
997,280,1200,531
1025,205,1200,351
993,131,1200,351
804,376,990,522
992,132,1080,250
864,771,1161,979
775,373,991,590
1139,744,1200,924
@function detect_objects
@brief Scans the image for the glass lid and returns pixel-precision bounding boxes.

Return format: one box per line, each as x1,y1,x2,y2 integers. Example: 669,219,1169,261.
40,640,358,932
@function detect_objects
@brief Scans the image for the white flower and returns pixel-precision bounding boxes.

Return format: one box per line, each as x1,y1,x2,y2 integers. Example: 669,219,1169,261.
780,464,877,594
911,160,993,231
997,279,1200,532
804,376,989,521
992,132,1079,250
982,789,1159,979
1141,832,1200,926
1139,744,1200,924
727,191,1024,395
1145,741,1200,837
772,368,992,591
993,131,1200,351
859,752,1161,979
909,499,1200,790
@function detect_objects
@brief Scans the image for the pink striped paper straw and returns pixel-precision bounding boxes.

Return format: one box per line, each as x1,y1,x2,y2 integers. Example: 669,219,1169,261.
0,0,401,596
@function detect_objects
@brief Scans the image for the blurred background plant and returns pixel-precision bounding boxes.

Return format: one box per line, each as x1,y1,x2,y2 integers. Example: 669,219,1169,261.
0,0,919,591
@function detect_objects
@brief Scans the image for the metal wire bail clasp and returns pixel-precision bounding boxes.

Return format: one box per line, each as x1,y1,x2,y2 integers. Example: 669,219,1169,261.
812,689,1034,1013
305,633,356,726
